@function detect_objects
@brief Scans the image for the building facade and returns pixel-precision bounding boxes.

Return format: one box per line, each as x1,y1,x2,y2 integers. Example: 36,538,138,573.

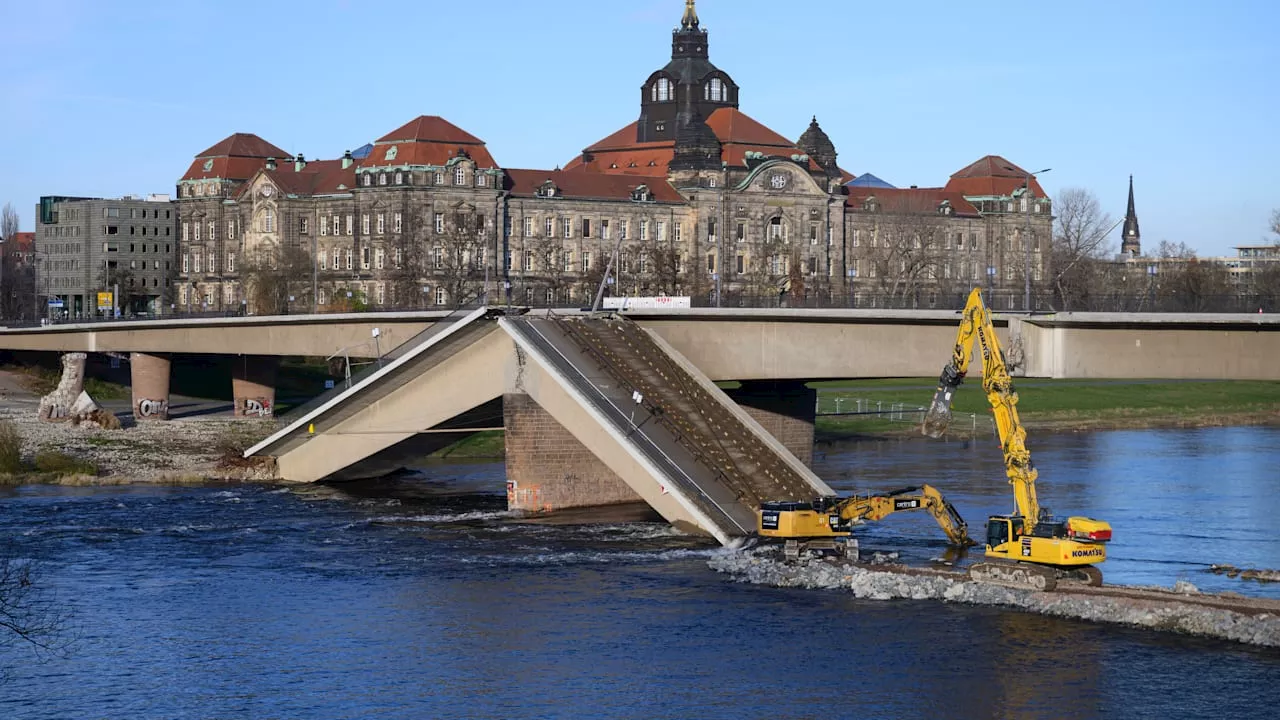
35,195,176,318
176,1,1052,313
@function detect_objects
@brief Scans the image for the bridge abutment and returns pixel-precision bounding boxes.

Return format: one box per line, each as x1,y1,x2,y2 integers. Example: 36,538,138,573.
130,352,171,421
232,355,278,419
725,381,816,467
502,393,642,512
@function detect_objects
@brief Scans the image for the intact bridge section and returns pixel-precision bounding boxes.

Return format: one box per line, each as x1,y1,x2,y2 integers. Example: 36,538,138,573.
249,310,831,545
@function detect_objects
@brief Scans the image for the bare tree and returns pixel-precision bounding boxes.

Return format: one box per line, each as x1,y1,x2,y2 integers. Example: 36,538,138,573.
1156,258,1231,312
1,548,70,657
1270,208,1280,239
1050,187,1116,310
1153,240,1197,259
241,241,312,314
865,210,945,307
0,204,34,322
434,210,488,309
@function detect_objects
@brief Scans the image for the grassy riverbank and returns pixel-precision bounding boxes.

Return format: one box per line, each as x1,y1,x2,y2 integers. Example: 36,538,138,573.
433,379,1280,458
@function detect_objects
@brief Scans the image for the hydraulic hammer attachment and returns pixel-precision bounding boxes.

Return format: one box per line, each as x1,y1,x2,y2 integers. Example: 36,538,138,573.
923,364,964,439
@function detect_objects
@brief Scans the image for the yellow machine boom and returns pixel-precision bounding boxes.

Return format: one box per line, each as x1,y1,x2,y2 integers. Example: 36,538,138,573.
759,484,974,560
923,288,1112,590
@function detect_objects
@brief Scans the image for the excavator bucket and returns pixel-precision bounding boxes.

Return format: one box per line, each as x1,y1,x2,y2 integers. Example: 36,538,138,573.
922,365,963,439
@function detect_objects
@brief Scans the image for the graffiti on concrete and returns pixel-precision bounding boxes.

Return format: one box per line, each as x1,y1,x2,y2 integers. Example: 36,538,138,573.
38,353,87,423
240,398,273,418
136,398,169,419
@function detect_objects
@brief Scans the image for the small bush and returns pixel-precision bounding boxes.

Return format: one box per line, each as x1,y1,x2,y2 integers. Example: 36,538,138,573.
0,421,23,473
32,451,98,477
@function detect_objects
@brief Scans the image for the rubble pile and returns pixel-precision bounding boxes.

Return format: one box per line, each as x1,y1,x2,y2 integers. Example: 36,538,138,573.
709,547,1280,647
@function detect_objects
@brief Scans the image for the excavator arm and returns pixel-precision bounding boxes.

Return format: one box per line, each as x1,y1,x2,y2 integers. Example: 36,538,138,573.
922,288,1042,531
835,485,975,547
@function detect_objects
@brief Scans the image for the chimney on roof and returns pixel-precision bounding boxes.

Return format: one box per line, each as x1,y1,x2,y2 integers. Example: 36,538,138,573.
295,153,306,172
342,150,353,170
910,185,918,189
266,157,276,171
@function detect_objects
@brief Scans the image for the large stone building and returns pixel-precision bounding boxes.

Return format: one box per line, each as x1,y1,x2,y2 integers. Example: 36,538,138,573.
35,194,176,318
176,1,1052,313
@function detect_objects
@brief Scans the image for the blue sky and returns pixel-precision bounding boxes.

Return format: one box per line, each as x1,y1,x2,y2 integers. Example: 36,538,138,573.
2,0,1277,255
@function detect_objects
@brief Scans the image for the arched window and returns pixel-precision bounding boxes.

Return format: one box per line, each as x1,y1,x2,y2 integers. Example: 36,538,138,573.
705,78,725,102
652,77,673,102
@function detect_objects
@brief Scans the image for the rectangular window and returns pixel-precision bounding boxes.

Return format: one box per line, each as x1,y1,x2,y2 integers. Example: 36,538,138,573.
656,221,665,240
476,174,486,188
193,223,200,242
300,217,309,234
320,249,328,271
810,225,818,244
582,251,591,273
523,250,534,272
346,215,353,235
736,222,745,242
207,253,215,273
545,217,554,237
346,249,353,270
619,220,628,240
394,248,402,267
435,213,445,234
394,213,402,234
563,251,574,272
376,214,385,234
601,220,610,240
375,248,384,269
524,218,533,237
436,287,447,306
640,220,648,240
674,224,682,243
362,247,370,270
563,218,572,238
226,220,234,240
434,247,444,269
376,283,385,305
193,254,201,273
319,216,328,236
735,255,744,274
179,285,188,305
706,253,715,273
209,222,216,242
227,252,235,273
582,219,591,238
362,214,371,235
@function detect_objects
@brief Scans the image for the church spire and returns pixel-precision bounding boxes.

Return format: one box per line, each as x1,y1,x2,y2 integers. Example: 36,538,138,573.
1121,174,1141,257
681,0,699,30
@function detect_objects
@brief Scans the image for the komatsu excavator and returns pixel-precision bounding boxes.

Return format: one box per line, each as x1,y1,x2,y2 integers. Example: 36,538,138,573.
758,484,974,560
923,288,1112,591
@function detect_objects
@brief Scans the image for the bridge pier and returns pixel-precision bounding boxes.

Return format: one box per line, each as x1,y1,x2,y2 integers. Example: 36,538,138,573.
130,352,171,421
502,393,642,513
232,355,278,419
725,381,816,467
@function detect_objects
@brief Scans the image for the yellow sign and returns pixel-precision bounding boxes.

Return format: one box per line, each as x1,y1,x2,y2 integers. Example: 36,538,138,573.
97,292,113,310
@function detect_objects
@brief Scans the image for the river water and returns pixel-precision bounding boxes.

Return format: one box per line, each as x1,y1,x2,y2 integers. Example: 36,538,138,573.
2,426,1279,719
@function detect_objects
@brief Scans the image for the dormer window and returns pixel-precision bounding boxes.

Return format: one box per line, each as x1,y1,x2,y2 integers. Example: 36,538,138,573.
434,171,444,184
378,173,387,186
454,167,466,185
537,181,559,198
476,174,486,188
938,200,953,216
705,77,725,102
362,174,372,187
864,197,878,212
631,185,654,203
394,172,403,184
651,77,673,102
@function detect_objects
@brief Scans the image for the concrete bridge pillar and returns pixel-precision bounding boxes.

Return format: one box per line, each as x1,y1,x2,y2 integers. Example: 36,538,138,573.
725,381,817,467
232,355,278,419
130,352,171,421
502,393,642,513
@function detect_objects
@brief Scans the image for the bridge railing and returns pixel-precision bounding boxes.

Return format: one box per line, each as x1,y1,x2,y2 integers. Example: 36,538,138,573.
817,397,993,439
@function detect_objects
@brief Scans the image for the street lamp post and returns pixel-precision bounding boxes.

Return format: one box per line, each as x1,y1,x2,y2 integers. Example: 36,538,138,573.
1008,166,1052,312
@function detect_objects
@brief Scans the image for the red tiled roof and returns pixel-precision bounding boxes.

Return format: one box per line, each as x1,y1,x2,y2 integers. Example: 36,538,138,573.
195,133,290,160
261,159,356,197
357,142,498,170
9,232,34,250
377,115,485,145
359,115,498,169
945,155,1045,197
570,108,830,175
845,186,981,217
504,169,684,204
181,156,281,183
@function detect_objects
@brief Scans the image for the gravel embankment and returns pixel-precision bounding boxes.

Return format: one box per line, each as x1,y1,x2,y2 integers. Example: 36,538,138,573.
710,547,1280,648
0,402,279,483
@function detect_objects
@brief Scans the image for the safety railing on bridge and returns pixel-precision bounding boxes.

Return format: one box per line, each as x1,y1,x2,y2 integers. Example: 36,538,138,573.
816,396,995,440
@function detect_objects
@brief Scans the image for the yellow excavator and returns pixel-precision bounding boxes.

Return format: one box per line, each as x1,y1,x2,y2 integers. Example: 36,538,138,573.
923,288,1112,591
758,484,974,560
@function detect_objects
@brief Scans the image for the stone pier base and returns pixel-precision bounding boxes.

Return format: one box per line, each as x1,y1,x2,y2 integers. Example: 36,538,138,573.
130,352,171,421
725,380,817,467
503,393,641,512
232,355,278,419
38,352,87,422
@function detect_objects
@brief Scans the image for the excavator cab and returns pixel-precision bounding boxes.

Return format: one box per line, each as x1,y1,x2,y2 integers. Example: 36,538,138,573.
984,516,1024,552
